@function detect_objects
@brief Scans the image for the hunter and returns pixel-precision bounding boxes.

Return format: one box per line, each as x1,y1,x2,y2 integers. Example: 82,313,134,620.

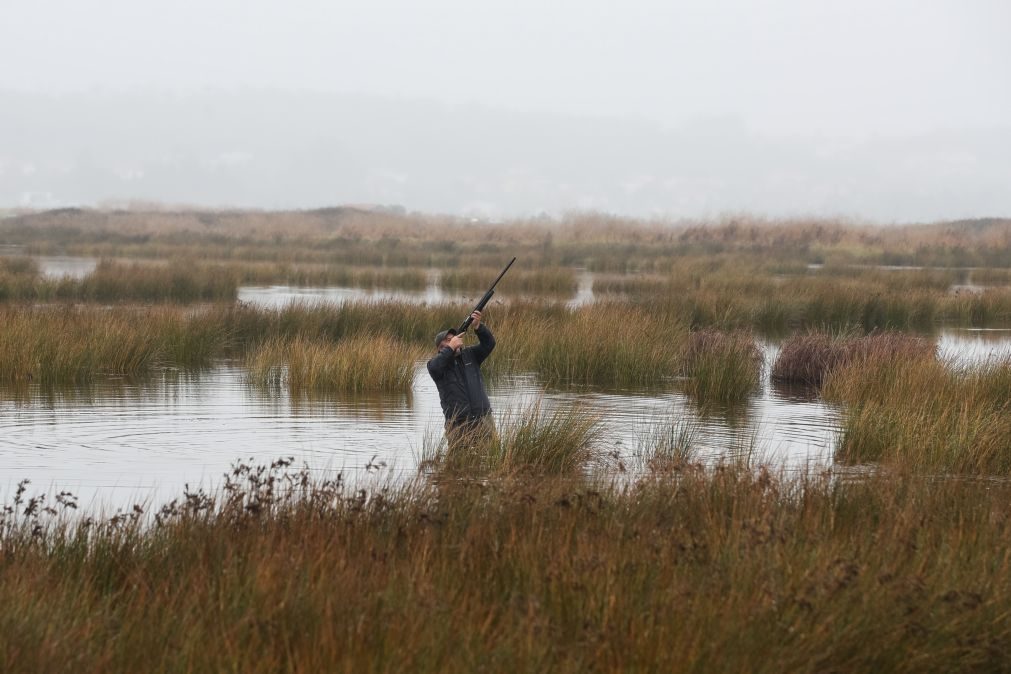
427,310,496,450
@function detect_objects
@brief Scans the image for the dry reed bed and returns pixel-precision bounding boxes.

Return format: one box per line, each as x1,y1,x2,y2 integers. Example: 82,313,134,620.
0,299,999,411
7,212,1011,330
657,278,1011,332
440,267,577,294
7,259,1011,333
233,262,428,289
590,258,1011,331
2,460,1010,672
0,301,752,393
0,259,238,302
0,303,457,386
6,210,1011,275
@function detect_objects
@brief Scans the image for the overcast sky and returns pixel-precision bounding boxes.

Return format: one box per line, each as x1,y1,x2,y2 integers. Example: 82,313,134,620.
2,0,1009,219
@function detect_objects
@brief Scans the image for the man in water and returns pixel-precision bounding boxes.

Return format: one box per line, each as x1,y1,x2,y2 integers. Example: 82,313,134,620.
427,310,496,450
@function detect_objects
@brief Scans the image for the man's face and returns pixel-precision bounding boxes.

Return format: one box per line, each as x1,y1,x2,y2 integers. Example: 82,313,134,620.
439,333,461,353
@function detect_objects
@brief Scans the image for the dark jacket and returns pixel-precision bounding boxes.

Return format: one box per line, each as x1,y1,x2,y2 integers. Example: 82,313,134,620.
427,323,496,424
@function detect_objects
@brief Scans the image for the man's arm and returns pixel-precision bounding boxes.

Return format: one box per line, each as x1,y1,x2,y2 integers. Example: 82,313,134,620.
467,323,496,365
427,347,455,380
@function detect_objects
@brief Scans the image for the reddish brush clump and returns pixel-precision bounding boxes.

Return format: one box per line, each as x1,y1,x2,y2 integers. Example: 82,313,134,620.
772,331,935,386
770,333,842,386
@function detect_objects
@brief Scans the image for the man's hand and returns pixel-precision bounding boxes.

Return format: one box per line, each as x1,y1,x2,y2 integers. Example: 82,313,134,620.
471,310,482,330
447,333,465,352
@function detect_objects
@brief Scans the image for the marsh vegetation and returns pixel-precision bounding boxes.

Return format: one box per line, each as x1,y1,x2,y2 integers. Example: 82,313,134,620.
3,454,1010,672
2,209,1011,669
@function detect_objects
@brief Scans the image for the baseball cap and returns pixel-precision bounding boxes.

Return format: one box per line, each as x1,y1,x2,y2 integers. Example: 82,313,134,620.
434,328,458,349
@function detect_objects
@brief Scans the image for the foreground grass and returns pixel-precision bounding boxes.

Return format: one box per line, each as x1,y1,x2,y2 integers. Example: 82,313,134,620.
2,461,1010,672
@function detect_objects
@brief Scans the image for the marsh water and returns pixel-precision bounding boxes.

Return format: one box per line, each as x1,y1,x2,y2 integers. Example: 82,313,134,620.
0,356,838,508
1,257,1010,509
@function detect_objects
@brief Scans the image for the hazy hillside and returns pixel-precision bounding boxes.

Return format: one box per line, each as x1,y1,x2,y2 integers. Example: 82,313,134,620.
2,91,1008,221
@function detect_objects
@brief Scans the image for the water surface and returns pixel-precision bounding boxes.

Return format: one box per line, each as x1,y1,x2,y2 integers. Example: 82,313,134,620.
36,255,99,279
1,356,842,509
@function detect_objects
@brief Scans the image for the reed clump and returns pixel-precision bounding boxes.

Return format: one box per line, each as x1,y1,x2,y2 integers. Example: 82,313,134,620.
679,329,763,406
427,401,600,476
495,302,687,387
635,413,702,472
0,302,457,385
771,332,844,385
482,402,600,475
825,355,1011,473
0,307,164,384
3,462,1011,672
246,334,422,394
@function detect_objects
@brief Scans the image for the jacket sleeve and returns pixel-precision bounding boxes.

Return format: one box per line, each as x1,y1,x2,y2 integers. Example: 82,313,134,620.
467,323,496,365
427,347,456,380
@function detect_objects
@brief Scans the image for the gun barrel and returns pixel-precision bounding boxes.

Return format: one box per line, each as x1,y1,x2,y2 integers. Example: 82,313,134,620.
457,257,515,333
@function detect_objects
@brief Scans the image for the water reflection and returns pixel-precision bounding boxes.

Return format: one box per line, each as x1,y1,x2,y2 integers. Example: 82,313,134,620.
937,327,1011,365
566,271,596,308
237,282,578,309
769,378,821,403
36,255,99,279
237,283,465,309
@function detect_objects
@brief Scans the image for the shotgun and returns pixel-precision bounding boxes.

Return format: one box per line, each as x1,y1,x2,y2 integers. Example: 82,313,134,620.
457,257,516,333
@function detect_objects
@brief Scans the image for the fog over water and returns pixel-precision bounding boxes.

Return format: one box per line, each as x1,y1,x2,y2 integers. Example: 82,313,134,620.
2,0,1009,220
